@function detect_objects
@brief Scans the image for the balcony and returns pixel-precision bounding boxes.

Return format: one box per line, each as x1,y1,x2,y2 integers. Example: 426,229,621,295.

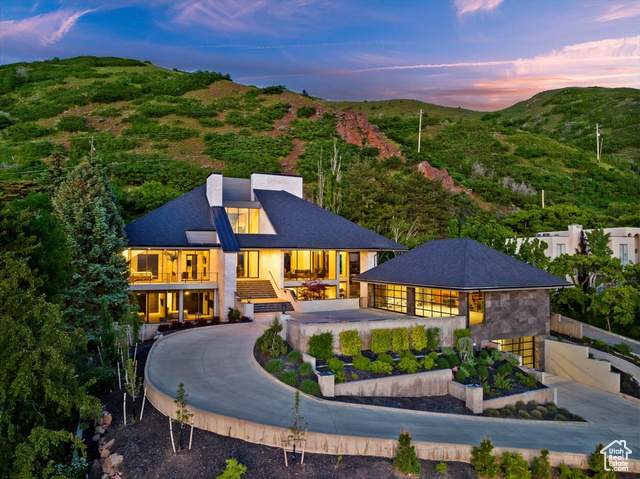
129,271,218,284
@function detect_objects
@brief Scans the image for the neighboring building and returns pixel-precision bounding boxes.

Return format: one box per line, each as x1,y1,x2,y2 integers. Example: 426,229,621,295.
518,224,640,265
124,172,405,323
356,239,571,368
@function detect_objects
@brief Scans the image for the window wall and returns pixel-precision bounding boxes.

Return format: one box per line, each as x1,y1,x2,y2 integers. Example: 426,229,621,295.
125,249,212,283
415,288,459,317
493,336,535,368
284,250,336,281
374,284,407,313
135,289,215,322
288,285,338,300
225,207,259,234
237,251,259,278
469,292,485,325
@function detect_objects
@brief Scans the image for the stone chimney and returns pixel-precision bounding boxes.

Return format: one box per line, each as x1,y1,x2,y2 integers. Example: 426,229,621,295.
206,173,223,207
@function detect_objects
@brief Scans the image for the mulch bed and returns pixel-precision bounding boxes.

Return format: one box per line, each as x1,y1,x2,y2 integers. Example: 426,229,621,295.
87,340,478,479
324,394,473,415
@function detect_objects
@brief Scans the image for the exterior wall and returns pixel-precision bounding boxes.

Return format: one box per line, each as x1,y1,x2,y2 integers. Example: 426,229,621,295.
550,313,583,339
292,298,360,313
288,315,466,354
218,251,237,318
250,173,303,200
470,290,550,343
334,368,452,397
258,250,282,288
258,208,276,234
545,339,620,393
360,252,377,299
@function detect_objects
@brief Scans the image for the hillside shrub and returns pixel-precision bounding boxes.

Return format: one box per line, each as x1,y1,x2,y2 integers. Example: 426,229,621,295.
589,444,616,479
371,329,392,353
558,464,586,478
426,327,441,350
519,410,531,419
298,362,313,377
457,337,474,361
428,351,438,362
308,332,333,360
57,115,90,132
477,365,489,379
500,451,531,479
455,367,470,383
531,449,552,479
296,106,316,118
352,354,371,371
471,439,500,478
447,354,460,367
339,330,362,356
280,370,298,386
494,372,514,390
530,410,542,419
410,325,427,351
369,360,393,375
286,350,302,364
216,458,247,479
393,431,420,475
6,122,53,141
490,348,504,362
300,379,320,396
391,328,410,353
516,372,538,387
497,364,512,376
265,359,283,374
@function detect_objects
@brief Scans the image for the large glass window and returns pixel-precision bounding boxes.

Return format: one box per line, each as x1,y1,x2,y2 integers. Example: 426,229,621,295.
135,291,178,323
183,290,215,320
620,244,629,265
415,288,459,317
287,285,337,300
180,250,210,282
556,244,566,256
125,249,210,283
374,284,407,313
284,250,336,281
225,207,259,234
469,292,485,325
237,251,259,278
493,336,535,368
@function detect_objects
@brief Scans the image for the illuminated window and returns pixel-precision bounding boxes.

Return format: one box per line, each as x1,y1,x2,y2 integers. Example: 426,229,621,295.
237,251,259,278
493,336,535,368
374,284,407,313
469,292,484,325
283,250,336,281
225,207,259,234
415,288,459,317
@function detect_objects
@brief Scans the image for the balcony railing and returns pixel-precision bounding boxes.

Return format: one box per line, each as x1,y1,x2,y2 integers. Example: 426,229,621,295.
129,271,219,284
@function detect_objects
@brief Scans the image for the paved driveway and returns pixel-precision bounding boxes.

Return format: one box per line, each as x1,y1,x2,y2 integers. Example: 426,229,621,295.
146,323,640,455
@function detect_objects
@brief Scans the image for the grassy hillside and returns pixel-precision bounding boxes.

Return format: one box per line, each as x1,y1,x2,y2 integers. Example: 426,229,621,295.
1,56,638,235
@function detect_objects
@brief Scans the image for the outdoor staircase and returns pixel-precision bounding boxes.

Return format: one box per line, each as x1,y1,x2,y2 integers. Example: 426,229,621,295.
236,279,294,313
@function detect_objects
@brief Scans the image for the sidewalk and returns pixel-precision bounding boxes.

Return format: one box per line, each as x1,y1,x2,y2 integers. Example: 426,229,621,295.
146,323,640,456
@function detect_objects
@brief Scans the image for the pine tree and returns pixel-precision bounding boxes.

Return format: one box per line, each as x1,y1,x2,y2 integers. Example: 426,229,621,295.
53,160,131,333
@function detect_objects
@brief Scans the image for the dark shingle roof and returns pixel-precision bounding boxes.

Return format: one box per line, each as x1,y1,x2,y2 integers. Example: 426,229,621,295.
125,184,217,247
356,238,571,291
211,207,240,252
236,190,405,251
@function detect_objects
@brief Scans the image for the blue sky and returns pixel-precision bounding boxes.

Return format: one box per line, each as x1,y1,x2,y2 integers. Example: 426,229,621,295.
1,0,638,110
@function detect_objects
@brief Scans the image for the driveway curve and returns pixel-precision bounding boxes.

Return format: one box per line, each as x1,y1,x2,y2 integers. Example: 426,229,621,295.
146,323,640,455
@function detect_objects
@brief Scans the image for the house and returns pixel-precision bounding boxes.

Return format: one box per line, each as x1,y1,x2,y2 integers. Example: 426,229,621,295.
355,238,572,368
518,224,640,265
124,172,405,323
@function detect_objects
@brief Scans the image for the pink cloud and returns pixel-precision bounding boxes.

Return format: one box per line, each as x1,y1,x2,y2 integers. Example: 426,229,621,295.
0,8,95,46
454,0,504,16
594,2,640,22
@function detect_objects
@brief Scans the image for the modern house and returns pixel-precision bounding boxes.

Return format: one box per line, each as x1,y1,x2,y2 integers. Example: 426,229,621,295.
124,172,405,323
518,224,640,265
355,239,572,368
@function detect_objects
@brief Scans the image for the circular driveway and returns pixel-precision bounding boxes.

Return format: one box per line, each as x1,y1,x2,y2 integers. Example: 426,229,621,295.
146,323,640,455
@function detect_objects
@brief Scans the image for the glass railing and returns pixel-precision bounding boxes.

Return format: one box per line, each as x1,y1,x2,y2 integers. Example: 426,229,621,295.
284,270,334,281
128,272,218,284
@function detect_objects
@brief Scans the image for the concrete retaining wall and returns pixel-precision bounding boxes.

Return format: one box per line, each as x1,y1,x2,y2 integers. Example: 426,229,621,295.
334,368,453,397
288,315,466,354
545,340,620,393
551,313,583,339
483,387,556,411
448,381,483,413
590,348,640,382
142,375,636,471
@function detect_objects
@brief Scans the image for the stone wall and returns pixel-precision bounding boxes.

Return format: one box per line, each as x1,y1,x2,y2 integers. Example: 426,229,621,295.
470,290,550,342
334,368,452,398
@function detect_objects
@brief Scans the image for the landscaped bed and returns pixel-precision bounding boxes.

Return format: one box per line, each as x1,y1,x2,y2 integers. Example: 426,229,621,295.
254,319,587,421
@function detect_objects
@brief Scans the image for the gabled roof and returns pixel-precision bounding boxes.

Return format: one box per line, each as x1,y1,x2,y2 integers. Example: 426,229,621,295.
125,182,405,251
125,184,218,247
356,238,571,291
236,190,405,251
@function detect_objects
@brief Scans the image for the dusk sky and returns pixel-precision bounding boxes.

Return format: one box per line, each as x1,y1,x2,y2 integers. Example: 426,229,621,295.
1,0,638,110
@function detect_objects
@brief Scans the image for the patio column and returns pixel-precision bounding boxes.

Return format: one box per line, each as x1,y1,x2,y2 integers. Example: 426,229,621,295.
178,289,184,323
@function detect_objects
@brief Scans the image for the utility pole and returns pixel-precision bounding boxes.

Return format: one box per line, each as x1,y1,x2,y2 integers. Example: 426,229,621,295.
596,123,603,163
417,109,423,153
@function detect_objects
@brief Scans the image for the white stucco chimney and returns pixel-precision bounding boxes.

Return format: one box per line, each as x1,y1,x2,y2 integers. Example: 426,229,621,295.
206,173,223,206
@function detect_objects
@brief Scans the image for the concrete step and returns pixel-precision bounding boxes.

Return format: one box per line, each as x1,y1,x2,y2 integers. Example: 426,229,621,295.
236,279,278,299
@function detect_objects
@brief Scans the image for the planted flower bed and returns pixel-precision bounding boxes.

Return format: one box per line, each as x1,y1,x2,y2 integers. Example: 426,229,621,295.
483,400,586,422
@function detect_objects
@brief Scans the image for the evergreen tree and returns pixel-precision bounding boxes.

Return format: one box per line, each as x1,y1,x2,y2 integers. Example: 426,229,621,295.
0,256,100,478
53,160,131,333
